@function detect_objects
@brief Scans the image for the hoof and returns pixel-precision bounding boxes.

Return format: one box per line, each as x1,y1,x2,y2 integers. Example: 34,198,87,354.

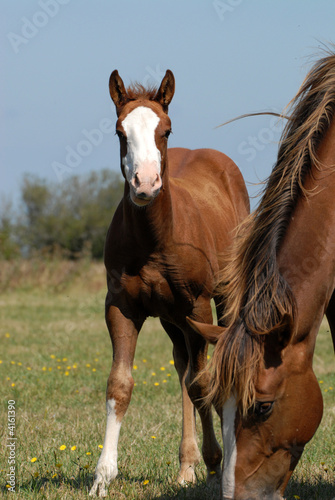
89,462,118,497
89,480,107,498
177,465,197,486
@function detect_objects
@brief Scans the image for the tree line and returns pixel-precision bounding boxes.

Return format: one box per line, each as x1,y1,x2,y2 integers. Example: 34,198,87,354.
0,170,124,260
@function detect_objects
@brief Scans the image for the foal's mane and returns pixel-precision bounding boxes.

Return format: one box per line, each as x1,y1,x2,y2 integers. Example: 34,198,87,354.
208,50,335,415
126,82,158,101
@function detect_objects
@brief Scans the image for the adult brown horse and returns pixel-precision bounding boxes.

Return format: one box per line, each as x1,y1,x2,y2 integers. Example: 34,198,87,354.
89,69,249,497
189,52,335,499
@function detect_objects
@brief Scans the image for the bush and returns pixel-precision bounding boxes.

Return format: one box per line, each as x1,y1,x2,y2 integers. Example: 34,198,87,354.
1,170,124,260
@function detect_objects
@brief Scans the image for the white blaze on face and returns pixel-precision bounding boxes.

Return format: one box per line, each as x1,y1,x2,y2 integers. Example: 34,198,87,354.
121,106,161,186
222,395,238,499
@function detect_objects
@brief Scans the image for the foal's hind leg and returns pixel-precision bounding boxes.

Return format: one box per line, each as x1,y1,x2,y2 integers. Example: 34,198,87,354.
160,319,201,485
90,302,143,498
183,303,222,485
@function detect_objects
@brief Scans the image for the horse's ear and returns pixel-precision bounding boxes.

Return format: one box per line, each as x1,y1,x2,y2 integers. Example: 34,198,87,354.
187,317,224,345
109,70,129,113
155,70,175,112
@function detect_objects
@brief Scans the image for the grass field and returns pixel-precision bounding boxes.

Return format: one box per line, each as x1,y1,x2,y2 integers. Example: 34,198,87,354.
0,260,334,499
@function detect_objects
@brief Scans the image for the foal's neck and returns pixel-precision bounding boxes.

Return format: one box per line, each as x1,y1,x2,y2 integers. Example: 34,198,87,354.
123,166,173,250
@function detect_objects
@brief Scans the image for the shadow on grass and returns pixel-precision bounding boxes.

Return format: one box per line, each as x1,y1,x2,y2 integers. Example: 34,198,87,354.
285,477,335,500
14,474,335,499
14,471,94,495
152,477,335,500
151,481,220,500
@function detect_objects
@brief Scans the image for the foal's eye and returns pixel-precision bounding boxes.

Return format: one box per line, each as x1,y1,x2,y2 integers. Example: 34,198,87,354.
164,129,172,139
254,401,274,418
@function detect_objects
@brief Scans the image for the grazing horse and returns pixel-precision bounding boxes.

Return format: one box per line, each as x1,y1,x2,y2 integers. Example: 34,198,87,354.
89,69,249,497
189,51,335,499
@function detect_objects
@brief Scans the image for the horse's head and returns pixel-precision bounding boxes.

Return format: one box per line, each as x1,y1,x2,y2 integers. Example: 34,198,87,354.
188,318,323,500
109,69,175,207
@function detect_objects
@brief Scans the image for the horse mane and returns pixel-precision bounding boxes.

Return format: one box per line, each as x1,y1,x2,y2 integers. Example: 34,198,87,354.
207,49,335,416
126,82,158,101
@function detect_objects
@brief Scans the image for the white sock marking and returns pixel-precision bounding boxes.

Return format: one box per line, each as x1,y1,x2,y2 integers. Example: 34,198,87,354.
90,399,121,496
222,395,237,499
101,399,122,465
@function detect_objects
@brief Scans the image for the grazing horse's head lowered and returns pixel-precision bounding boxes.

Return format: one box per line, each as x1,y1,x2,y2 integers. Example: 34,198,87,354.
189,51,335,499
109,69,175,207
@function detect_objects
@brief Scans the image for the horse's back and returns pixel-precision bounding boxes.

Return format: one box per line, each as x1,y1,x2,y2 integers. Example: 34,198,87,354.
168,147,249,219
168,147,234,177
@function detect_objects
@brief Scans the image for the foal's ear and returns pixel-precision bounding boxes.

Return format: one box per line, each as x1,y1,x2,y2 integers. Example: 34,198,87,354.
187,317,224,345
109,70,129,113
155,70,175,112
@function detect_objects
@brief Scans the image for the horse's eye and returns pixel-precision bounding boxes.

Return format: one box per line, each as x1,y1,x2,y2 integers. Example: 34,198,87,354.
254,401,274,418
164,129,171,139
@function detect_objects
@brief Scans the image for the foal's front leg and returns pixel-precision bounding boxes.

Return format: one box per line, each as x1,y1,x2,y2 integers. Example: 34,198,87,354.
90,303,143,498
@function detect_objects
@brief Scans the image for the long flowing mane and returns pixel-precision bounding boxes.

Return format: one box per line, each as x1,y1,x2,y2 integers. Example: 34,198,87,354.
208,50,335,415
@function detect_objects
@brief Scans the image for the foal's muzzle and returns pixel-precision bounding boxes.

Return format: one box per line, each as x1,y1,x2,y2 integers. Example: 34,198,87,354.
129,172,162,206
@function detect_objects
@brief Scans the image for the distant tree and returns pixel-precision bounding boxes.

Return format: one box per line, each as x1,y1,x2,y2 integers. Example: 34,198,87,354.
0,197,20,259
16,170,124,259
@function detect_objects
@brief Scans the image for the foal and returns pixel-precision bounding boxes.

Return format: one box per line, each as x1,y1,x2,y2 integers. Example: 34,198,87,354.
90,69,249,497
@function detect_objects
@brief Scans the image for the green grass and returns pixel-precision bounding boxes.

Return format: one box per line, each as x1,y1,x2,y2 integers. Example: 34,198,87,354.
0,262,334,499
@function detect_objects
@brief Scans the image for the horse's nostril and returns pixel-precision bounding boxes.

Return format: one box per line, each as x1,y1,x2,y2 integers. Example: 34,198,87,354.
152,174,160,187
134,173,141,188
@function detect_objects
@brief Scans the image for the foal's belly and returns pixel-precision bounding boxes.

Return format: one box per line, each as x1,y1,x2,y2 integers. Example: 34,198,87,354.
121,267,195,322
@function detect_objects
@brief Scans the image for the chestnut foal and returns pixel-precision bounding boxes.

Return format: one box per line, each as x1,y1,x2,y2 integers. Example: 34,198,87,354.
90,69,249,497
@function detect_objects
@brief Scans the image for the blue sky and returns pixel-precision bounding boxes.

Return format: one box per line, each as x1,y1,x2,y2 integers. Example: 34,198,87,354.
2,0,335,208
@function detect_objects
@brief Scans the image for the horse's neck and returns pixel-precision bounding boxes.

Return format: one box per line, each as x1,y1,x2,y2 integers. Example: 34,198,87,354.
123,174,173,250
278,118,335,340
